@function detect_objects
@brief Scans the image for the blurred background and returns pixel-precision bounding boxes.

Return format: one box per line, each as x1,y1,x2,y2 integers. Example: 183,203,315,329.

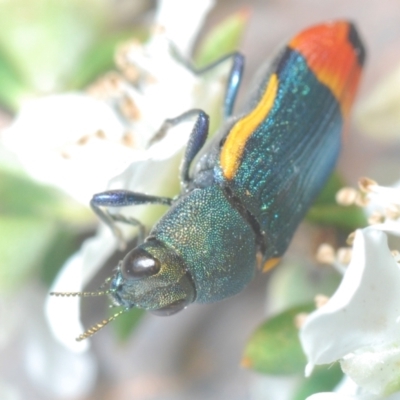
1,0,400,399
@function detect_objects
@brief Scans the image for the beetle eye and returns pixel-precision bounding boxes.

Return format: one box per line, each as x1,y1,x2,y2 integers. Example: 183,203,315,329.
150,298,188,316
121,247,161,280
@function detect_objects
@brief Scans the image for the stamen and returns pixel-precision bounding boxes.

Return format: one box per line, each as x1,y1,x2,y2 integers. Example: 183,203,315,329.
121,131,136,148
368,211,384,225
315,294,329,308
294,312,309,329
337,247,352,265
96,130,107,139
316,243,335,264
359,177,378,193
358,178,400,204
87,72,124,99
346,231,356,246
120,95,141,122
115,39,141,81
315,243,347,274
354,192,370,207
336,187,358,206
391,250,400,263
77,135,90,145
385,204,400,220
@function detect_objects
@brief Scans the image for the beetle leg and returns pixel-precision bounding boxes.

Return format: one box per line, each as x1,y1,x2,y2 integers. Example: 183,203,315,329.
106,213,145,245
180,110,209,190
90,190,173,248
150,109,210,190
183,52,245,118
224,53,245,117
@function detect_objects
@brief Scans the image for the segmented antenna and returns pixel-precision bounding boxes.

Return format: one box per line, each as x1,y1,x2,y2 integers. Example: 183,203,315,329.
49,289,112,297
50,275,115,298
76,309,126,341
50,275,122,341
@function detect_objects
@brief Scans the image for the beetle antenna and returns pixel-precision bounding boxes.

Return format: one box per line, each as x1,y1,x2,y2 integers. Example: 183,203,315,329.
98,275,113,291
50,275,115,298
50,289,113,297
76,309,126,342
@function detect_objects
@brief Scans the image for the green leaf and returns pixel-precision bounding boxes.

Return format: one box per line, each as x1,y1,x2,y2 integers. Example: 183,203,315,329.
40,227,85,287
194,9,249,67
242,304,314,375
68,28,148,90
266,260,341,313
0,0,108,94
0,167,93,289
0,216,56,293
312,172,344,206
307,204,367,231
0,46,29,111
307,172,367,231
0,168,63,217
111,306,145,341
293,364,343,400
0,167,91,222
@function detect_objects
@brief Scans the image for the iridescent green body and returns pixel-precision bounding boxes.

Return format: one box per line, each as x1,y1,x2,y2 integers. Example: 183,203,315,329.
151,186,256,303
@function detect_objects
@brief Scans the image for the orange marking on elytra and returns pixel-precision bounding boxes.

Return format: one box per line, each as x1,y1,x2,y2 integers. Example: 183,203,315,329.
220,74,278,180
262,257,281,273
289,21,362,118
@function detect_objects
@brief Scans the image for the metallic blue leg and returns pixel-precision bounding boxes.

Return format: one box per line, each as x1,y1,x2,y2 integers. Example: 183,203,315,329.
91,190,173,247
221,53,245,118
188,52,245,118
150,109,210,190
178,111,209,190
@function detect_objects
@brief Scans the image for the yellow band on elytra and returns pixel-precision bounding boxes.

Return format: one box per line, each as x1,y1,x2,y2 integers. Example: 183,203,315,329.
220,73,279,180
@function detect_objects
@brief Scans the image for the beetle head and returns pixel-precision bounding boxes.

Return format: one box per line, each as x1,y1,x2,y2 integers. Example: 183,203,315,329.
110,239,196,316
50,238,196,341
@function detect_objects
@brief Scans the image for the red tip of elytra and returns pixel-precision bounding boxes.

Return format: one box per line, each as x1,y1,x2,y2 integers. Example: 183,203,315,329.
289,20,365,117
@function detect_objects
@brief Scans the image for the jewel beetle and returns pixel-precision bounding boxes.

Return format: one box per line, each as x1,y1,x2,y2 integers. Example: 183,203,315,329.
51,20,365,341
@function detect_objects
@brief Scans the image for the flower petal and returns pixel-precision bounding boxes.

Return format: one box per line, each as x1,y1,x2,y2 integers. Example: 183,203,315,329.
341,344,400,396
27,286,97,398
306,375,394,400
155,0,215,56
306,394,360,400
2,94,131,204
300,228,400,370
46,226,118,351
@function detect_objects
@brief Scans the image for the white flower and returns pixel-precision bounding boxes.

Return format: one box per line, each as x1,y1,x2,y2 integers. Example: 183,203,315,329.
24,285,97,398
307,394,361,400
306,376,400,400
2,94,128,204
301,179,400,398
306,393,373,400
